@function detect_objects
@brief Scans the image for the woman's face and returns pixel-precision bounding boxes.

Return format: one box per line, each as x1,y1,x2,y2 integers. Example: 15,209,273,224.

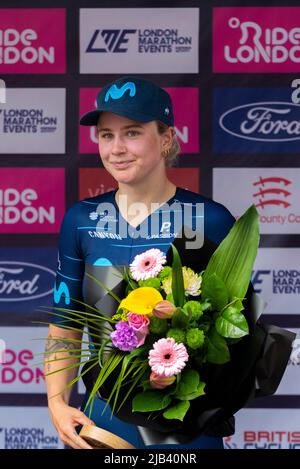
97,112,172,186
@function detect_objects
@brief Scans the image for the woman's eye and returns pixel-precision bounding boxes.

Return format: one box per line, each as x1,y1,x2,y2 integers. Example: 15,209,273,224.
99,133,113,139
127,130,139,137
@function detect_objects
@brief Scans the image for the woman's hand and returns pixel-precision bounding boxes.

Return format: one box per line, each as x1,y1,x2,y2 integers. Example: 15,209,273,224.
49,400,95,449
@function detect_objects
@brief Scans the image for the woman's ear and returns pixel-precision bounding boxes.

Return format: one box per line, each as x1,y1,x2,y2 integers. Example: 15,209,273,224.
162,127,175,150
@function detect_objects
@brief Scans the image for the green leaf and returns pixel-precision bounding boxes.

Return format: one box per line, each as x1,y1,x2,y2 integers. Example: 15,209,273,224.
163,401,190,421
171,244,185,307
175,369,199,399
132,391,172,412
177,382,206,401
215,306,249,339
201,273,229,311
202,205,259,300
207,327,230,364
171,307,189,329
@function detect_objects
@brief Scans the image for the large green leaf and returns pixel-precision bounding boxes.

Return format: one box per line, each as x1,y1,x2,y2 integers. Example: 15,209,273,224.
207,327,230,364
202,205,259,300
171,244,185,307
132,391,172,412
215,305,249,339
201,273,229,311
163,401,190,421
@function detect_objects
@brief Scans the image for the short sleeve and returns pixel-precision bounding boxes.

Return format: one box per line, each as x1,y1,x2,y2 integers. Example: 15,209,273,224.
204,200,236,246
51,203,85,330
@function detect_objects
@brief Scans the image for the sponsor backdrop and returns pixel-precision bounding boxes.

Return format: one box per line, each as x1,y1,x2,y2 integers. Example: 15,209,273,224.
0,0,299,449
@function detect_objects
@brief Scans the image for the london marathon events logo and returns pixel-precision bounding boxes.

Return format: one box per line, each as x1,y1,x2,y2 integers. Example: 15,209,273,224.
80,9,198,73
0,407,64,448
214,88,300,153
0,426,61,449
251,247,300,314
0,88,66,154
213,7,300,73
0,8,66,73
86,28,192,54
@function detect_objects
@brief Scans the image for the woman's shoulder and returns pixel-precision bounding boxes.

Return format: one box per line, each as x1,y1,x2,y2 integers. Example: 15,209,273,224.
175,187,232,213
62,190,116,221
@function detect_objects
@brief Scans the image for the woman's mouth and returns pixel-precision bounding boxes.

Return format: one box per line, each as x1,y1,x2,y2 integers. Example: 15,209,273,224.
112,161,134,170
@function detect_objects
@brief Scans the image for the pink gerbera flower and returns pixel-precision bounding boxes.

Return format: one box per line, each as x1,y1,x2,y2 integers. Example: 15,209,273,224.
130,249,166,281
148,338,189,377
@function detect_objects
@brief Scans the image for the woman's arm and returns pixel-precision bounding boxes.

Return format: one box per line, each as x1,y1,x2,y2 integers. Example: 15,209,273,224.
44,324,95,449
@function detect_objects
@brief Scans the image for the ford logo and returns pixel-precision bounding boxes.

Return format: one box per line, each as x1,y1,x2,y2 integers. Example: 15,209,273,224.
219,101,300,142
0,262,55,302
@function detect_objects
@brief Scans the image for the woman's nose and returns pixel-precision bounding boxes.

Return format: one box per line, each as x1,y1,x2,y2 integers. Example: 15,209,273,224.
111,136,126,154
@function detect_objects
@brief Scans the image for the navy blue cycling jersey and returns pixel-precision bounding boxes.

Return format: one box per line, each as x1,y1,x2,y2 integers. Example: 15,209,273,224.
53,186,235,322
52,186,235,448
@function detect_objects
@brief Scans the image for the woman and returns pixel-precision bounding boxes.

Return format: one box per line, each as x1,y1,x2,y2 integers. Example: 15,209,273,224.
45,76,235,449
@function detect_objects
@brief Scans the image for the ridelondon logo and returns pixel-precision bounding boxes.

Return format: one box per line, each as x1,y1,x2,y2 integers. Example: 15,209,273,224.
0,188,55,226
0,9,66,73
224,17,300,65
253,176,292,209
0,168,65,233
0,347,44,386
213,7,300,72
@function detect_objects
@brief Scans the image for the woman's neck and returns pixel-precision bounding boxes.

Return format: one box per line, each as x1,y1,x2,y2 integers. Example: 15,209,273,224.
116,179,177,209
115,179,177,227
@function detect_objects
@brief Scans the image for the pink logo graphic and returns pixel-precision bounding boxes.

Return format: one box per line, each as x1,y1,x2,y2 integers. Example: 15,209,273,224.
79,87,199,154
0,9,66,73
0,168,65,233
1,348,43,385
253,176,292,209
213,7,300,73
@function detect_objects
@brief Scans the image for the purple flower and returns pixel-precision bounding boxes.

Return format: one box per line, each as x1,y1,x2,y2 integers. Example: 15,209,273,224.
111,321,138,351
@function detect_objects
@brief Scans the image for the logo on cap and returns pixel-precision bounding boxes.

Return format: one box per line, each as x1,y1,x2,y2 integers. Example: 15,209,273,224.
104,82,136,102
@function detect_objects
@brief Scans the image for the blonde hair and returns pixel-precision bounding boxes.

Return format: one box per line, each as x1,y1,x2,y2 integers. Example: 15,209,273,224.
156,121,181,167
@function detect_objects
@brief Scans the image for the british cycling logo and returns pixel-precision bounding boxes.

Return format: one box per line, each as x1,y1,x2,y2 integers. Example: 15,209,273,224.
86,28,192,54
0,262,55,302
252,176,292,210
219,101,300,143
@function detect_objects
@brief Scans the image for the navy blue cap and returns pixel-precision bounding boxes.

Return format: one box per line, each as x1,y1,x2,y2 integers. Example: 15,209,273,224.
80,76,174,127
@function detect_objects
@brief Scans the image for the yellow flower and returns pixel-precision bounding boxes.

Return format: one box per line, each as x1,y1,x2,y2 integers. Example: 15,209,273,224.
119,287,163,316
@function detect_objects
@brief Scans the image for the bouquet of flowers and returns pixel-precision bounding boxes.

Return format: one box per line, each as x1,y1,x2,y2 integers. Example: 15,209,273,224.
43,205,295,439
